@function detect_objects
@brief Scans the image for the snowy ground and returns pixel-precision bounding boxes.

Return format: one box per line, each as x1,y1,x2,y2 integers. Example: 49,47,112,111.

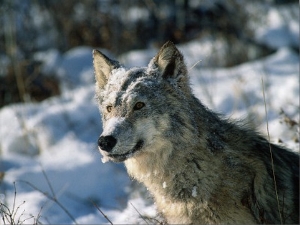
0,7,299,224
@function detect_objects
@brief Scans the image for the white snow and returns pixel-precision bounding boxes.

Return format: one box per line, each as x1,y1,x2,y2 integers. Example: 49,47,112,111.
0,11,299,223
192,186,197,197
102,117,125,136
101,154,110,164
255,4,299,49
108,68,128,87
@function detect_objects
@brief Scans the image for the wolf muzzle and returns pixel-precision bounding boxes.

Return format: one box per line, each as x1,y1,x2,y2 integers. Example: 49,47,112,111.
98,135,117,152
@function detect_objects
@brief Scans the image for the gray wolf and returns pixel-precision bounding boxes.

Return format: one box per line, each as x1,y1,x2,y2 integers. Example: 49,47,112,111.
93,41,299,224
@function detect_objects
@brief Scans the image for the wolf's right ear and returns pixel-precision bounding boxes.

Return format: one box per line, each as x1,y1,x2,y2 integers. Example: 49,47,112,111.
93,50,120,89
148,41,188,87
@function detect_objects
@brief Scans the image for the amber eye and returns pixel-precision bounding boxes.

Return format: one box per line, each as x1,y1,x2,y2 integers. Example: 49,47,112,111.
106,105,112,112
133,102,145,110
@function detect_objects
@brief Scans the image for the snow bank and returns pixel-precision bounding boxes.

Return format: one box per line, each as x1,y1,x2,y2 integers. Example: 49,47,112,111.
0,86,131,224
255,4,299,49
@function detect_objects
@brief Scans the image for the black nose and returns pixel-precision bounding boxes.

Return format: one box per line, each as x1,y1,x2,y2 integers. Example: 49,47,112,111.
98,135,117,152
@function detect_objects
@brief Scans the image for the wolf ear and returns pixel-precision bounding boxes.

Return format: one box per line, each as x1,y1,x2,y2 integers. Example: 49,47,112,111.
93,50,120,89
149,41,188,85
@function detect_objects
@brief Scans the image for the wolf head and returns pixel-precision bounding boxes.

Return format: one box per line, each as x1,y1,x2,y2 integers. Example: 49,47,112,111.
93,41,196,163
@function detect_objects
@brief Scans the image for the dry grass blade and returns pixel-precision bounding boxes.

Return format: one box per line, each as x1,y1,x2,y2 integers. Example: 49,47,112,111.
188,59,202,72
0,182,38,225
0,202,10,223
91,201,113,225
18,180,77,224
12,182,17,219
261,77,283,224
40,165,55,197
130,202,149,225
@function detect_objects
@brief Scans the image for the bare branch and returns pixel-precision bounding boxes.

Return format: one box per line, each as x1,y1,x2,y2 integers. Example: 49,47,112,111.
91,201,113,225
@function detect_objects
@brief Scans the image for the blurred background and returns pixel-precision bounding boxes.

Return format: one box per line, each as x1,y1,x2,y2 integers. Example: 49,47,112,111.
0,0,298,108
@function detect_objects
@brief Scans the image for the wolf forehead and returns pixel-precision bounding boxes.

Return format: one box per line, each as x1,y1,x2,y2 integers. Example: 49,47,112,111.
97,66,158,105
94,41,190,106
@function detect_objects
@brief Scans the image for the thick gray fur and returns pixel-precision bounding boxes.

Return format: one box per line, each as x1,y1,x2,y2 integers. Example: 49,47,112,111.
93,42,299,224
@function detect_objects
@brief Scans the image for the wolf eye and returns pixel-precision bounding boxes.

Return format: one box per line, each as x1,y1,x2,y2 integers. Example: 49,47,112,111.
133,102,145,110
106,105,112,112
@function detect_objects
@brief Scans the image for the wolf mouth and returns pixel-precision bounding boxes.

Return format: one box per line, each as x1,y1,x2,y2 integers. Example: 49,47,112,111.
109,140,144,162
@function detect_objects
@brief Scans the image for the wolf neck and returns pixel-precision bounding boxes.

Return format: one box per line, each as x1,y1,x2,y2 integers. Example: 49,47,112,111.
124,134,224,223
124,95,245,223
125,137,218,193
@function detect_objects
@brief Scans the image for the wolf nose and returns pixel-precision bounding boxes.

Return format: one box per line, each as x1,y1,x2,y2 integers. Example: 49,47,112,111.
98,135,117,152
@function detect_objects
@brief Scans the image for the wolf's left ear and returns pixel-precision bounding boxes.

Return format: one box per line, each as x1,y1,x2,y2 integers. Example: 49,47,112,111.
93,50,120,89
148,41,188,86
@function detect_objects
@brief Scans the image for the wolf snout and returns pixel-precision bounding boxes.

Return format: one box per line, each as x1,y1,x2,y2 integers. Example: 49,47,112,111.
98,135,117,152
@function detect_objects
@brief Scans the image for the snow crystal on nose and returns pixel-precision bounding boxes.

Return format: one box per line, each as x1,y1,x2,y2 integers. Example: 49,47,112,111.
163,181,167,188
103,117,125,136
101,155,110,163
99,146,110,163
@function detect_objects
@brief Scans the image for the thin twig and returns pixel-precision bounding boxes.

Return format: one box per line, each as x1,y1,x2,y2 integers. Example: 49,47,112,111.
20,215,34,224
12,182,17,219
12,201,25,222
0,202,9,223
18,180,77,224
0,186,34,225
130,202,149,225
188,59,202,72
91,201,113,225
40,164,55,198
261,77,283,224
33,205,44,225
